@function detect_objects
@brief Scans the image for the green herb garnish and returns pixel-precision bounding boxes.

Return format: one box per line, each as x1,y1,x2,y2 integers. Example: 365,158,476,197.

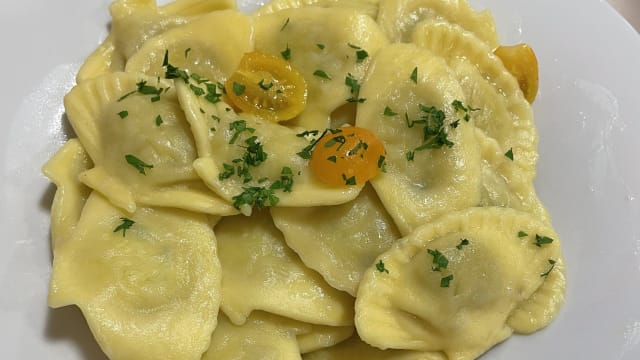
125,154,153,175
376,260,389,274
113,217,135,237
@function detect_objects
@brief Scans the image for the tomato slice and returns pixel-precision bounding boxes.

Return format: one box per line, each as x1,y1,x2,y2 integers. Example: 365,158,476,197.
225,51,307,122
310,127,386,187
494,44,539,103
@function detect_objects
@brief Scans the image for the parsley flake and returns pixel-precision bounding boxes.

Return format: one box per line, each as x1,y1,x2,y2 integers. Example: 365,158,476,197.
280,17,290,31
125,154,153,175
518,231,528,238
258,79,274,90
383,106,398,116
232,82,246,96
342,174,356,185
534,234,554,247
316,43,325,50
118,110,128,119
313,70,331,80
228,120,256,145
113,217,135,237
456,239,470,250
410,67,418,83
376,260,389,274
505,148,514,160
427,249,449,272
281,45,291,60
440,274,454,288
541,259,557,277
184,47,192,58
155,115,163,126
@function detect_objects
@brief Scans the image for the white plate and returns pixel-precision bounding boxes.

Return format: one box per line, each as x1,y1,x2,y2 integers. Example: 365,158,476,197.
1,0,639,358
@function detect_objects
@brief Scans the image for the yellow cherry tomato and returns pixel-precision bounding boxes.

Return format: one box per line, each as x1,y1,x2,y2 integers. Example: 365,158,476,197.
225,51,307,122
310,127,386,187
494,43,539,103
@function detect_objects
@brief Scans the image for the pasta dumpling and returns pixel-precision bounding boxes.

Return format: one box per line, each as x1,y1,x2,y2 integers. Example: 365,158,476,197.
253,7,388,129
178,82,363,214
303,335,445,360
64,71,236,215
376,0,498,47
355,207,564,359
272,184,400,296
356,43,482,235
41,139,92,249
215,210,355,326
48,192,222,360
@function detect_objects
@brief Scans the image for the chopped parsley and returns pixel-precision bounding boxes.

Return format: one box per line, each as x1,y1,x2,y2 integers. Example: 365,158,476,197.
270,167,294,193
540,259,557,277
410,67,418,83
297,128,342,159
327,155,337,163
280,17,290,31
456,239,470,250
345,73,360,94
184,47,191,58
232,186,279,210
404,104,454,158
316,43,325,50
534,234,554,247
451,99,479,122
383,106,398,116
228,120,256,144
342,174,357,185
135,80,164,102
505,148,514,160
117,110,128,119
324,135,347,150
376,260,389,274
518,230,528,238
232,82,246,96
313,70,331,80
281,45,291,60
190,84,205,96
440,274,454,288
258,79,274,90
427,249,449,272
125,154,153,175
155,115,163,126
377,155,387,172
406,151,415,161
113,217,135,237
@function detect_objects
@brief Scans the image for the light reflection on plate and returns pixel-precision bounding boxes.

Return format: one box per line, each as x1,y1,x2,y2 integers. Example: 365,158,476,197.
0,0,639,358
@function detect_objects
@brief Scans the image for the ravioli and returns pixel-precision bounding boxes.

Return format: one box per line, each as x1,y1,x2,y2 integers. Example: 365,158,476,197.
215,210,355,326
376,0,498,47
64,71,236,215
411,20,538,181
297,325,354,354
202,311,308,360
177,81,363,214
48,192,222,360
253,7,388,129
41,139,92,249
272,184,400,296
257,0,380,19
356,43,482,235
125,9,253,84
303,335,445,360
355,207,564,359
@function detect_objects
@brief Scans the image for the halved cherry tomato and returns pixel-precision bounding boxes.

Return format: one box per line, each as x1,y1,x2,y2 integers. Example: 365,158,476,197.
225,51,307,122
494,43,539,103
310,126,386,187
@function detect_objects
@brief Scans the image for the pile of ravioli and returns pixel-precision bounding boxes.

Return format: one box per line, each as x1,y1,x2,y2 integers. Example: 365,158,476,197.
43,0,565,359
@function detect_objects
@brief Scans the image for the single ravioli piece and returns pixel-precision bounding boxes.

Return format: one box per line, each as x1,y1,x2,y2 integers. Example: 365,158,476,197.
202,311,309,360
355,207,565,359
78,0,237,82
298,324,354,354
376,0,498,47
41,139,92,249
475,128,550,223
176,81,362,215
257,0,380,19
215,209,355,327
303,335,445,360
253,7,389,130
271,184,400,296
64,71,236,215
411,20,539,183
125,9,253,84
48,192,222,360
355,43,482,235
